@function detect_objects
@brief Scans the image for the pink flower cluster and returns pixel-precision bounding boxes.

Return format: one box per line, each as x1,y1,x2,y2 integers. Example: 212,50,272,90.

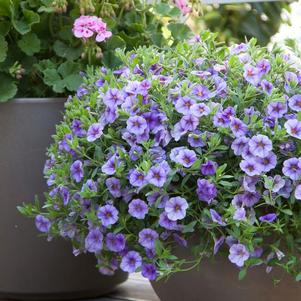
73,15,112,42
174,0,191,15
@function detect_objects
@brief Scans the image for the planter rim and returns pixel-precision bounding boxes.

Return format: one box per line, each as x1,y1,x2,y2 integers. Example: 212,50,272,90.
5,98,66,104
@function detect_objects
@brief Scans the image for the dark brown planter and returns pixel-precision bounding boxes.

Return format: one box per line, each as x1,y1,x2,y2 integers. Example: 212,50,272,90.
151,245,301,301
0,98,127,300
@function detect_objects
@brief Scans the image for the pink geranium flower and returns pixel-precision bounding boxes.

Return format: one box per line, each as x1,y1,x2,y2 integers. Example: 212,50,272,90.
174,0,191,14
73,15,112,42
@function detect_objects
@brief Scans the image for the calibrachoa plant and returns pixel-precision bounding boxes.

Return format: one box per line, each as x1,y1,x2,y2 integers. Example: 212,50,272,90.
20,31,301,281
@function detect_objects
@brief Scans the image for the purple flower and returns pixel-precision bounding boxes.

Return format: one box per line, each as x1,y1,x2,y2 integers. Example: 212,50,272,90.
129,169,147,187
229,244,249,267
97,204,119,227
279,141,296,155
175,96,195,115
223,106,236,120
175,148,197,168
87,123,103,142
210,209,226,226
278,179,293,198
147,166,167,187
233,207,246,221
59,186,70,205
106,177,122,198
72,119,86,137
213,236,225,255
231,137,250,156
239,53,251,63
106,233,126,252
289,95,301,112
188,131,205,148
243,176,259,193
47,173,56,186
284,119,301,139
120,251,142,273
232,194,243,208
173,233,187,247
180,114,199,131
243,64,261,86
282,158,301,180
256,59,271,75
230,118,248,137
201,160,217,176
259,213,277,223
95,78,104,87
35,215,51,233
295,184,301,200
191,103,210,117
83,179,97,192
165,197,188,221
141,263,157,281
240,158,262,176
128,199,148,219
138,229,159,249
104,106,118,124
127,116,147,135
261,80,273,94
158,212,177,230
150,146,166,163
249,134,272,158
171,122,187,141
103,88,123,108
266,102,287,119
101,154,119,175
265,175,285,193
257,152,277,173
196,179,217,204
230,43,248,54
192,84,211,100
85,228,103,253
70,160,84,183
213,112,229,128
241,191,260,207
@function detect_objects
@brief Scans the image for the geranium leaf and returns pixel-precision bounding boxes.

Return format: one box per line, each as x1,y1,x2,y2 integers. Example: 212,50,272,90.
17,32,41,55
0,73,17,102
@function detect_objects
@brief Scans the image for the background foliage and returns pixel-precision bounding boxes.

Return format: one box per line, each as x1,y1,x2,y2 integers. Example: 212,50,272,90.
0,0,189,101
0,0,291,101
200,2,291,46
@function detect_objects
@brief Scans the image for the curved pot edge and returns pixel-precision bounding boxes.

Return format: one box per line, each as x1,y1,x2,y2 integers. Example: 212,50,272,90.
5,98,66,104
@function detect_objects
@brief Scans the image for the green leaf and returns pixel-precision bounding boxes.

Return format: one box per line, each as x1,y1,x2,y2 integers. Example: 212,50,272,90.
12,8,40,35
105,36,126,50
64,73,82,91
154,3,172,15
53,40,82,60
297,112,301,122
102,51,122,69
0,20,11,36
154,3,181,17
281,209,293,216
0,35,8,62
0,0,12,16
41,61,82,93
17,33,41,55
43,69,65,93
296,273,301,282
238,268,247,280
0,73,17,102
167,23,191,41
182,221,197,233
58,61,80,78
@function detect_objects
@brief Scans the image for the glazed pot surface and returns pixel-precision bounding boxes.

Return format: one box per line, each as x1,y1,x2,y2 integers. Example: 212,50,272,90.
0,99,127,300
151,247,301,301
